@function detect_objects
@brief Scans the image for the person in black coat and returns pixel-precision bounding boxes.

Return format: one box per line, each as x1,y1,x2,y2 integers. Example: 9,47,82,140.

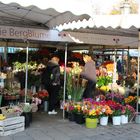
42,54,60,115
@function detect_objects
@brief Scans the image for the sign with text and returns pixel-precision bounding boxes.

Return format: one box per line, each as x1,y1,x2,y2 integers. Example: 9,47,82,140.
0,25,73,42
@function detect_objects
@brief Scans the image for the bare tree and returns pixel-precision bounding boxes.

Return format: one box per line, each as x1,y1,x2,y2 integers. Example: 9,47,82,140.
110,0,139,15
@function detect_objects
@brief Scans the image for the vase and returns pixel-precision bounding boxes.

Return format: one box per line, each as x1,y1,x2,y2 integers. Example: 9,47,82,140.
112,116,121,125
100,116,108,126
75,113,85,124
65,111,69,119
135,114,140,123
121,115,128,124
68,112,76,122
85,118,98,128
44,100,49,112
0,95,2,107
21,112,31,128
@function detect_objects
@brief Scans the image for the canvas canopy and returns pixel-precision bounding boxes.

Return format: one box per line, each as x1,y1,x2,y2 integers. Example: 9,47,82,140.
0,0,90,29
56,14,140,49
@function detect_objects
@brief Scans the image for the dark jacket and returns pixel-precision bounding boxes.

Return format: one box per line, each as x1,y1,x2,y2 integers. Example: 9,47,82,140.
42,60,60,87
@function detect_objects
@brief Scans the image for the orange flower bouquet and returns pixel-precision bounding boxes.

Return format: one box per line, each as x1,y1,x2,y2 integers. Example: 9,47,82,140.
99,105,113,118
124,96,137,107
83,105,101,119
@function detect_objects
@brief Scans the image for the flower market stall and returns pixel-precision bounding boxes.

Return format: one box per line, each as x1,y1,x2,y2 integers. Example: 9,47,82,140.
0,2,140,136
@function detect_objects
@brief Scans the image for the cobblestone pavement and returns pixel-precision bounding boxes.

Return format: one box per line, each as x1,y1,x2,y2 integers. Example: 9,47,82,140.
1,111,140,140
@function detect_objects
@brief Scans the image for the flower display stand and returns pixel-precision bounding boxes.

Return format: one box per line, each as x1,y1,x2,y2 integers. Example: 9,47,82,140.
85,118,98,128
0,116,25,136
121,115,128,124
100,116,108,126
112,116,121,125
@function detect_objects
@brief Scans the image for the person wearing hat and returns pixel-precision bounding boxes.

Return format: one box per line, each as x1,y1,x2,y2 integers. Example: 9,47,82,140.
80,53,97,99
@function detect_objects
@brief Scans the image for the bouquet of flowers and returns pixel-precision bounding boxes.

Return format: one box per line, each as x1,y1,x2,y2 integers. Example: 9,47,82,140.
73,102,83,114
125,96,137,107
106,92,125,104
110,103,122,116
100,105,113,117
121,105,135,116
32,95,42,105
83,104,101,119
38,89,49,101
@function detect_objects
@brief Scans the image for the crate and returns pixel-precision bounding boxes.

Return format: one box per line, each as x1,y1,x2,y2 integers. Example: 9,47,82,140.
0,116,25,136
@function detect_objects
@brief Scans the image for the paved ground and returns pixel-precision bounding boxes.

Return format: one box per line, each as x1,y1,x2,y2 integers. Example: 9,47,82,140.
1,110,140,140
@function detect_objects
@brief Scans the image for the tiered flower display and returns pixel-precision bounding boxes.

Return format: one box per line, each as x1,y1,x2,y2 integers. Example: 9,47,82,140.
64,90,136,128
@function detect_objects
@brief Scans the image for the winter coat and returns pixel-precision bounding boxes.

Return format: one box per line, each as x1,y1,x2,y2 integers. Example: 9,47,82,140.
42,60,60,87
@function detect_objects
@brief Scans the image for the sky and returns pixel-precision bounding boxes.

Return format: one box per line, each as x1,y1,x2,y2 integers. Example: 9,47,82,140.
1,0,140,15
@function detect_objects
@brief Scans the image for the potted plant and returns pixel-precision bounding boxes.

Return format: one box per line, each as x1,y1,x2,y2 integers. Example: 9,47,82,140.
121,105,135,124
110,103,122,125
83,105,101,128
67,101,76,122
99,105,113,126
124,96,137,109
38,89,49,112
21,103,32,127
66,64,83,102
73,102,85,124
106,92,125,105
96,75,112,92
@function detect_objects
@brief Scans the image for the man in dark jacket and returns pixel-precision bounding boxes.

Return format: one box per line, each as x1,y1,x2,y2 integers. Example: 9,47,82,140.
42,54,60,115
80,53,96,98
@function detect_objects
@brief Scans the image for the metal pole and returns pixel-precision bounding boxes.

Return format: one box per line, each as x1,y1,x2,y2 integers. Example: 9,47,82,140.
113,50,117,83
113,38,119,83
63,43,68,119
137,39,140,113
127,47,130,75
122,49,124,72
24,40,29,103
4,41,8,63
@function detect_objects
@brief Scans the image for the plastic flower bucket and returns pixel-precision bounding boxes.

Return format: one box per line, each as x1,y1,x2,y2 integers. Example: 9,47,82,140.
85,118,98,128
100,116,108,126
112,116,121,125
0,95,2,107
121,115,128,124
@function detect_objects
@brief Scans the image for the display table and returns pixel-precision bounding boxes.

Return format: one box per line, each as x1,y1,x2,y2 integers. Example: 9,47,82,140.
0,116,25,136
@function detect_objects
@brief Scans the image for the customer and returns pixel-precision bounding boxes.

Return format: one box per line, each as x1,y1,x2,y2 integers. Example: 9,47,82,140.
43,54,61,115
80,53,97,98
